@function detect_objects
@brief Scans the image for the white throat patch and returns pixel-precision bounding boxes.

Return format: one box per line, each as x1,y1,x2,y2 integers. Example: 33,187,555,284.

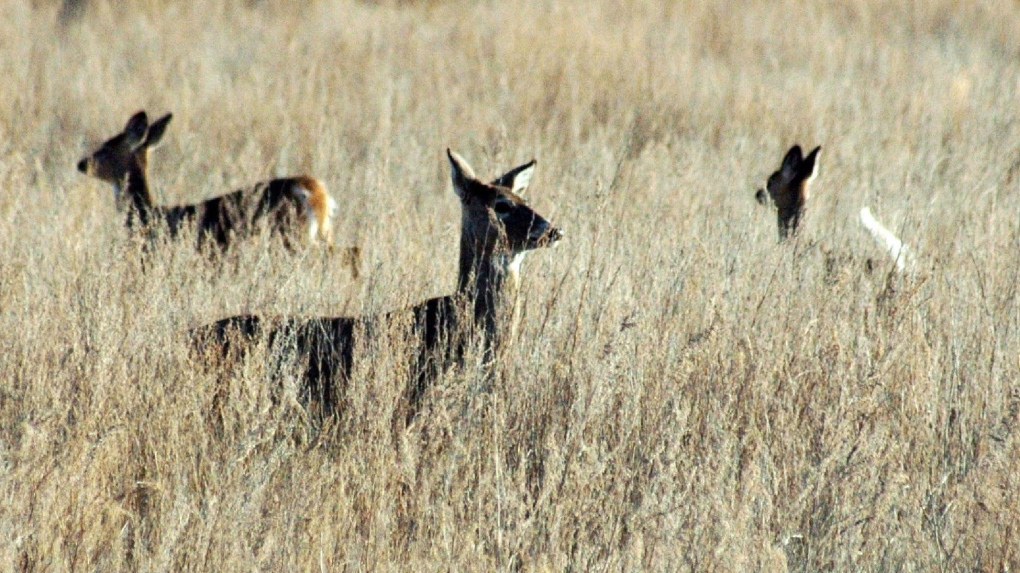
112,181,125,211
493,252,526,279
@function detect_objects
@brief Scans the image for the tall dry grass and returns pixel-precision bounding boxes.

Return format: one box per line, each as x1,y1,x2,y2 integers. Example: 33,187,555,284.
1,0,1019,569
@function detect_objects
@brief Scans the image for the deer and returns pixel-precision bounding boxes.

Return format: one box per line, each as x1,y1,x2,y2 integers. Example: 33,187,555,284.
77,110,361,275
191,149,563,425
755,144,821,241
754,144,916,279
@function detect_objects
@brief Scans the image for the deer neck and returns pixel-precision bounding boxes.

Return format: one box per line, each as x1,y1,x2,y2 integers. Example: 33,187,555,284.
118,163,158,230
457,230,523,348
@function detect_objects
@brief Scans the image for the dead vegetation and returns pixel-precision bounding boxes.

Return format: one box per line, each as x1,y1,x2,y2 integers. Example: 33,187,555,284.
1,0,1019,570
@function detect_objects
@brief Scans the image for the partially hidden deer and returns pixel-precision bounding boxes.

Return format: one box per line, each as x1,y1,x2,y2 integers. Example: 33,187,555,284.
77,110,360,275
754,144,915,276
755,144,821,241
191,149,563,424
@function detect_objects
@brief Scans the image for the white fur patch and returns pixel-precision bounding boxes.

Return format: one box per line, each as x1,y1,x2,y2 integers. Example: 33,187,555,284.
327,195,338,218
494,252,526,281
505,252,525,276
803,150,820,200
294,184,319,244
111,181,125,211
307,218,319,243
860,207,912,272
511,165,535,195
305,203,319,243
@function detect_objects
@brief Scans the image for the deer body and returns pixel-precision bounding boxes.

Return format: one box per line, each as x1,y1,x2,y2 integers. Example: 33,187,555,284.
78,111,343,256
194,295,464,419
193,150,562,422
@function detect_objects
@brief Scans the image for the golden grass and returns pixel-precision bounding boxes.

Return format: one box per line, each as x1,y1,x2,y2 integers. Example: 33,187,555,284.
2,0,1020,569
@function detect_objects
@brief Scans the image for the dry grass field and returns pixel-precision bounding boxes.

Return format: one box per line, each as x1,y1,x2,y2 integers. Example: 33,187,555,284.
2,0,1019,570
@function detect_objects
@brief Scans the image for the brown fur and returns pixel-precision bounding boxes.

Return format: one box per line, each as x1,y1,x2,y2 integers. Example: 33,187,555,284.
192,150,562,427
294,175,334,242
77,111,357,272
754,144,821,240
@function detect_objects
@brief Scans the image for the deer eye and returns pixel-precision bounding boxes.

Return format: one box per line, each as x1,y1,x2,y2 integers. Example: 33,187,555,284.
493,200,513,217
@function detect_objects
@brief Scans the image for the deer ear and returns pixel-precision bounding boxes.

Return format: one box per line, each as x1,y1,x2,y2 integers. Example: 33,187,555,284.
491,159,536,195
124,111,149,147
144,113,173,149
801,146,821,181
447,149,477,199
781,145,803,174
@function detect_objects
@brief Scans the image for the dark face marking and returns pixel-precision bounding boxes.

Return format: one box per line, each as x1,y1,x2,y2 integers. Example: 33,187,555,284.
448,150,561,255
77,111,172,184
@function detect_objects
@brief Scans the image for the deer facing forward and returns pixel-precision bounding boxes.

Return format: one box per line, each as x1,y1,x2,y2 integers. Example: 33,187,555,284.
78,111,359,272
191,149,563,423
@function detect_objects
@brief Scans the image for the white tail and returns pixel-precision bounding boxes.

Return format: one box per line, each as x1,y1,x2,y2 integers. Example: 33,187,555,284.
859,207,913,273
77,111,357,273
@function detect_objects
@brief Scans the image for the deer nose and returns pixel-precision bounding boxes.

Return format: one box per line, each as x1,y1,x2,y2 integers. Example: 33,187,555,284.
528,218,551,240
530,221,562,247
77,159,88,173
